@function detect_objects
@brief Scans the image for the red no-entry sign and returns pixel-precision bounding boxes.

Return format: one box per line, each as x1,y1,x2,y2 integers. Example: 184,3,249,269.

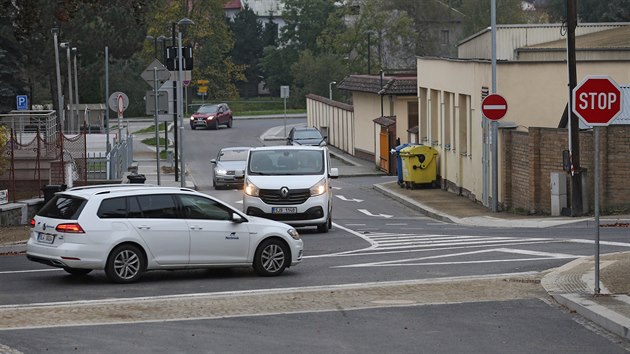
481,94,508,120
572,75,622,126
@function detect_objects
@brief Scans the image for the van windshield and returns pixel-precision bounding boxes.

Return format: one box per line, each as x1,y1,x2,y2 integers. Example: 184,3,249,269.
248,149,324,175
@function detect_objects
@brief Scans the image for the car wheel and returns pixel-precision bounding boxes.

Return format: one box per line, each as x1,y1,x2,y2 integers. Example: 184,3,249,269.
210,121,218,130
317,220,329,233
191,125,196,130
63,267,92,276
227,117,233,128
105,244,145,283
253,239,289,276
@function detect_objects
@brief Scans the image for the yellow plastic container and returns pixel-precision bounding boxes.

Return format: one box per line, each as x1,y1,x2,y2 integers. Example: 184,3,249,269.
399,145,438,188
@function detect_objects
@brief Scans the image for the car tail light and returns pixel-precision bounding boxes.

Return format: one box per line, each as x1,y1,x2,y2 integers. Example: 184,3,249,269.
30,218,36,227
55,223,85,233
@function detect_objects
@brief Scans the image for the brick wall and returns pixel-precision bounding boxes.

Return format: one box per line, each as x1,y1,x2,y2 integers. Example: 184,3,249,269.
503,125,630,214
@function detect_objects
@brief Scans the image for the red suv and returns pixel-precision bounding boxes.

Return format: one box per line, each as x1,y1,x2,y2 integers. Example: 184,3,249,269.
190,103,233,130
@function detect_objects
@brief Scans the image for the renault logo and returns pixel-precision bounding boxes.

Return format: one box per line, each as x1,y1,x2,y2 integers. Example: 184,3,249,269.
280,187,289,198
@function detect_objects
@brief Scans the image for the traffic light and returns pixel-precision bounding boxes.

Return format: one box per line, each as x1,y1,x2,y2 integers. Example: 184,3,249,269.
165,46,193,71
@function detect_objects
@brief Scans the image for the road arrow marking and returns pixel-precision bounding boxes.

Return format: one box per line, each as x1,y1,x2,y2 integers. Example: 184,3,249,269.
336,195,363,202
358,209,392,218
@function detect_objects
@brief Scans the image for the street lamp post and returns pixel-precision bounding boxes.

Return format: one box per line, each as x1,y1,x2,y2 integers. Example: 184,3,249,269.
52,28,64,130
156,35,168,156
60,42,74,132
176,17,194,187
72,47,80,129
329,81,336,100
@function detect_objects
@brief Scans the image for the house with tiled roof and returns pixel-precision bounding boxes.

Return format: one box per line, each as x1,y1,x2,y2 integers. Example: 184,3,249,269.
332,74,417,173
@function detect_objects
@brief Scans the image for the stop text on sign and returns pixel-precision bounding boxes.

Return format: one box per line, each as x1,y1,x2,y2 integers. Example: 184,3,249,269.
577,92,618,110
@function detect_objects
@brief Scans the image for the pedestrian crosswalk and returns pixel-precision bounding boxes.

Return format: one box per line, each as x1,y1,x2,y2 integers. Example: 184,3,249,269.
343,232,555,255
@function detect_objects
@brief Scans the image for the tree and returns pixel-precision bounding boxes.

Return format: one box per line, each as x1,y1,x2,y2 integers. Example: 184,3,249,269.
280,0,337,54
454,0,527,37
0,0,27,113
229,4,264,98
259,46,299,97
148,0,244,101
539,0,630,22
6,0,150,117
290,50,348,107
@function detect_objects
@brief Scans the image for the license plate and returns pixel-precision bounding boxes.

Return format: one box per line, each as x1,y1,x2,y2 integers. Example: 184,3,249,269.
272,207,297,214
37,233,55,244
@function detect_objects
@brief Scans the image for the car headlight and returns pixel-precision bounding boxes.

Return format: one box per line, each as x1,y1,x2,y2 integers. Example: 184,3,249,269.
206,115,215,121
215,168,228,176
310,177,327,196
190,116,195,120
244,178,260,196
287,228,300,240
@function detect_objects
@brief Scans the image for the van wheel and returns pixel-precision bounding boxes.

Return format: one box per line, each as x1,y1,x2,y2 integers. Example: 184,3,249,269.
63,267,92,276
253,239,288,276
105,244,145,283
317,219,330,233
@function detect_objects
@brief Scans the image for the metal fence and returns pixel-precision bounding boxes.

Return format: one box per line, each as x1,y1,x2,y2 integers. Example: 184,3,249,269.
0,111,134,203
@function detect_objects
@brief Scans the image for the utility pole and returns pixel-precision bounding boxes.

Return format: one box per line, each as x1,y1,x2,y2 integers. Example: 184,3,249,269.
566,0,582,215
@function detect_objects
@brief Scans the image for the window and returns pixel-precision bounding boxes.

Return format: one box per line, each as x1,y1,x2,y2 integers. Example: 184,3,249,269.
38,196,86,220
136,194,178,219
178,195,231,220
97,197,127,218
441,30,449,45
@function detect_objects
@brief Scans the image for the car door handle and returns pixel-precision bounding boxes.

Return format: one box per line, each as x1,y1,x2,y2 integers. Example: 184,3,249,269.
137,225,151,230
190,226,203,230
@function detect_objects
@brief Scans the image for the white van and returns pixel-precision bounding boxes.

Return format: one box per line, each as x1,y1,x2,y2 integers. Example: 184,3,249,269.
243,146,339,232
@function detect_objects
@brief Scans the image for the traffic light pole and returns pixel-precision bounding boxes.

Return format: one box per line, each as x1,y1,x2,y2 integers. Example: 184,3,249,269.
172,23,179,182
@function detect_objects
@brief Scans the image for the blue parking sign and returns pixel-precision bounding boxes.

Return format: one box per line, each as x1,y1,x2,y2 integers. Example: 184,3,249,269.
16,95,28,110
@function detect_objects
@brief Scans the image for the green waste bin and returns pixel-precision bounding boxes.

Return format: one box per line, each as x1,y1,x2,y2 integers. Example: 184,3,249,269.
399,145,438,189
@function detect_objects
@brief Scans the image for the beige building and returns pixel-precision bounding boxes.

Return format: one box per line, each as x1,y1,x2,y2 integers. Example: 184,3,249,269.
417,23,630,208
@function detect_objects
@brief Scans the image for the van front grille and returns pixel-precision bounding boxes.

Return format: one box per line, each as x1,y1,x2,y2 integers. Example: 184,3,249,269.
259,189,310,205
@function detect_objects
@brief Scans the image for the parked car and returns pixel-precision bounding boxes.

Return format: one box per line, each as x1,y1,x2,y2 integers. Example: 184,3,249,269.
190,103,233,130
211,146,251,190
243,146,339,233
287,127,327,146
26,185,303,283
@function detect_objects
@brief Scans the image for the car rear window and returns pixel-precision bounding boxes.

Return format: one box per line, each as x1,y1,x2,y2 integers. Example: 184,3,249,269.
37,195,86,220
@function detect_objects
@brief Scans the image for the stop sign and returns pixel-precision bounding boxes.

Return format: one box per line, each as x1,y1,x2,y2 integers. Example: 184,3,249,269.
481,94,508,121
572,75,623,126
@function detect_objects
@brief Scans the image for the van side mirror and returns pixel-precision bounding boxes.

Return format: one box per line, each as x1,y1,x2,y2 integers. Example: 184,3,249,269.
329,167,339,179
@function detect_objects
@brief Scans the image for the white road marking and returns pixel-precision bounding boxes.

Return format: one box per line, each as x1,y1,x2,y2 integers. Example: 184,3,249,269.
335,247,579,268
358,209,393,218
336,195,364,202
0,268,61,275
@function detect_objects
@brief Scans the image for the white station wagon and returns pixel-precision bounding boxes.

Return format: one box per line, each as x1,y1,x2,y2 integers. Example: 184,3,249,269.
26,185,303,283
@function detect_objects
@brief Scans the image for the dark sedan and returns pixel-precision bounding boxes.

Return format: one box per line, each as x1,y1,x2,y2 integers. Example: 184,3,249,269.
286,127,327,146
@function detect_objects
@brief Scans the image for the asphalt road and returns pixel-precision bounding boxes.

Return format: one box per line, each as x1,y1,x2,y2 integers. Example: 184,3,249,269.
2,118,630,353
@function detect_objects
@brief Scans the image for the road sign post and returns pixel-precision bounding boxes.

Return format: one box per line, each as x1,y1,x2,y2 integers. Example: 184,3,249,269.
572,75,622,294
281,85,289,136
108,91,128,144
481,93,507,213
